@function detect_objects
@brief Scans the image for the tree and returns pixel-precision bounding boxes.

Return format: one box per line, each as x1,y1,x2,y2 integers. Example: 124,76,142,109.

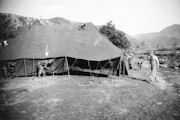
99,21,130,49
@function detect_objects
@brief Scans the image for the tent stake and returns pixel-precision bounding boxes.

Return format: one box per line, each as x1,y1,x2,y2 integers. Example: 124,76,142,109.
65,57,70,76
24,59,27,77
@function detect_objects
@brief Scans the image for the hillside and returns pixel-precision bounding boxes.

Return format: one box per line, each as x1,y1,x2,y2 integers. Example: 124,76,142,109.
134,24,180,49
125,34,140,48
0,13,74,41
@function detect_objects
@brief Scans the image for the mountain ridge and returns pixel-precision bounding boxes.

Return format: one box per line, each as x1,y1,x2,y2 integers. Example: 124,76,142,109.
134,24,180,49
0,13,74,40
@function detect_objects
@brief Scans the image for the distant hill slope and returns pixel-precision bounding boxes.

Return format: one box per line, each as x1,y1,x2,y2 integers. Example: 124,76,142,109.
125,34,140,48
0,13,35,40
0,13,73,41
134,24,180,49
48,17,71,24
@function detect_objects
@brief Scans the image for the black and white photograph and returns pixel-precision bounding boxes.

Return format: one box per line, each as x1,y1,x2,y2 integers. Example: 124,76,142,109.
0,0,180,120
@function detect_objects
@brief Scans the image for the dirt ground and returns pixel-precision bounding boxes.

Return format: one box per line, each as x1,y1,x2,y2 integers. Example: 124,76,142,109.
0,69,180,120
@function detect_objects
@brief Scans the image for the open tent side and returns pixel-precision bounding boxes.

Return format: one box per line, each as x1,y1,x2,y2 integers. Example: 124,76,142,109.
0,56,129,78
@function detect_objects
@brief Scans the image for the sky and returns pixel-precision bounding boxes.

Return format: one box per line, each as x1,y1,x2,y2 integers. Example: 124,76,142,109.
0,0,180,35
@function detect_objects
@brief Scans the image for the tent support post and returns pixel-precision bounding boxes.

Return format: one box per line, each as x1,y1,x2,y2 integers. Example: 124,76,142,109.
119,57,122,77
24,59,27,77
108,60,112,76
122,59,125,77
71,58,77,68
115,58,120,76
94,61,100,77
97,61,109,77
108,60,114,85
95,61,99,70
33,58,34,76
87,60,92,76
65,57,70,76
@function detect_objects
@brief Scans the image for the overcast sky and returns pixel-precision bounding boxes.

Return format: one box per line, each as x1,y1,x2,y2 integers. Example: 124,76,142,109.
0,0,180,35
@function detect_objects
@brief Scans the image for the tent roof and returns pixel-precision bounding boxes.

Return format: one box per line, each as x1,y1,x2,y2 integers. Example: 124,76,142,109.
0,22,122,61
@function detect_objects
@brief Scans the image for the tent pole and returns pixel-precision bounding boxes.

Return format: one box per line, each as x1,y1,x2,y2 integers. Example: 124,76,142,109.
108,60,114,85
94,61,100,77
65,57,70,76
98,61,109,76
108,60,112,76
95,61,99,70
87,60,92,76
33,58,34,76
24,59,27,77
71,58,77,68
119,57,122,77
123,59,125,77
115,58,120,75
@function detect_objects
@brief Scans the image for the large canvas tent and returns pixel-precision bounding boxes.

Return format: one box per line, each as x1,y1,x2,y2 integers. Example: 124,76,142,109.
0,21,128,77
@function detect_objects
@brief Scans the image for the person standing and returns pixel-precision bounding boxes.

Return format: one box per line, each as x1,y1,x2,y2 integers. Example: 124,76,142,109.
149,51,159,82
138,57,143,70
121,51,129,76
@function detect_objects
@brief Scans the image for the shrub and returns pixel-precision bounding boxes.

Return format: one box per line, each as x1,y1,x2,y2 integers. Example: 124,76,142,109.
99,21,130,49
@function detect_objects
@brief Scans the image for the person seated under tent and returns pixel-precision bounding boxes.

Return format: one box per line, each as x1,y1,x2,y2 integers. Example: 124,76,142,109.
3,62,17,79
2,66,8,79
78,24,86,30
3,40,8,46
37,59,54,77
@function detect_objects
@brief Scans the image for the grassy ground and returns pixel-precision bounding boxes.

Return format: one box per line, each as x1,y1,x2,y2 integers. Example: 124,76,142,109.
0,69,180,120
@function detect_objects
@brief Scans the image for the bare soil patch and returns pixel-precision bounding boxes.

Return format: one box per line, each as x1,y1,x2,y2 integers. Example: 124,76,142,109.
0,70,179,120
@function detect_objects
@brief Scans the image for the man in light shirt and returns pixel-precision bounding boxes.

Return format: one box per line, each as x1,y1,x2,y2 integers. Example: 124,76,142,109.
149,51,159,82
